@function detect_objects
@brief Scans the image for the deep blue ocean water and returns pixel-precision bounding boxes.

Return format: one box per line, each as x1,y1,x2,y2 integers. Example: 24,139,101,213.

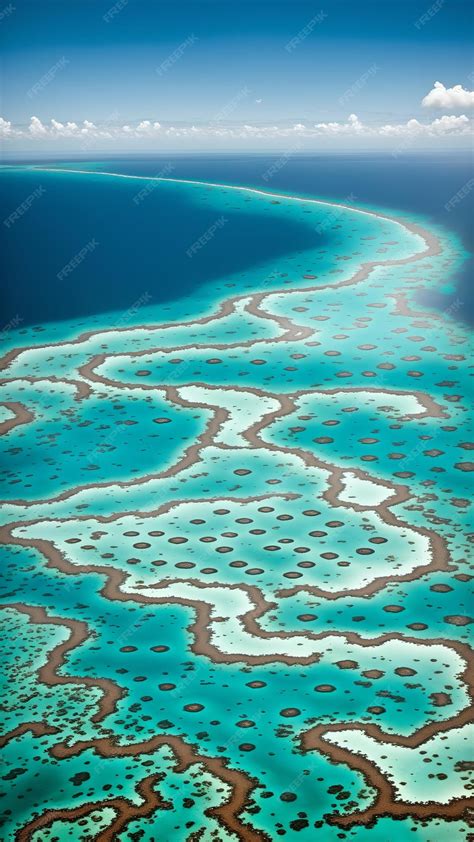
1,152,473,328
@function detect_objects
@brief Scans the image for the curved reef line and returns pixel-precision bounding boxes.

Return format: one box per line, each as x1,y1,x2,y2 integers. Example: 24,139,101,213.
1,378,451,606
301,722,474,827
0,520,470,683
16,735,268,841
15,773,173,842
5,578,473,834
1,374,448,511
0,375,91,401
0,603,124,723
0,722,59,748
31,165,440,245
50,733,269,841
0,401,34,435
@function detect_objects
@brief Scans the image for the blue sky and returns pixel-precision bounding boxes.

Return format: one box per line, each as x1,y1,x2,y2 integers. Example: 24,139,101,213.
1,0,473,150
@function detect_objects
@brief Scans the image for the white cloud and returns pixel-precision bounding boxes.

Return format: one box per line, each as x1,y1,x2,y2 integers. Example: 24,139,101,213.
51,119,80,136
379,114,470,137
29,115,48,136
379,118,423,137
422,81,474,110
136,120,152,132
119,120,162,136
430,114,470,133
314,113,364,134
0,112,471,146
0,117,17,137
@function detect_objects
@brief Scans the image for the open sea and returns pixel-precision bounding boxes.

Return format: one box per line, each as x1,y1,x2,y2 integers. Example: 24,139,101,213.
0,154,472,841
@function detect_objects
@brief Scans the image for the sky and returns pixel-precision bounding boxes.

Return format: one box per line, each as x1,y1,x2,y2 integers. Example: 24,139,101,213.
0,0,473,152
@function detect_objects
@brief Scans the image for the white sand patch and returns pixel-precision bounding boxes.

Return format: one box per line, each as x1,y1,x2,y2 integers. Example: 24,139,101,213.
178,385,279,448
338,472,395,507
325,723,473,805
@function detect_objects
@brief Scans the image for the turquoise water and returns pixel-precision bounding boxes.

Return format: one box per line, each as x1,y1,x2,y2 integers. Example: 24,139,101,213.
0,163,472,840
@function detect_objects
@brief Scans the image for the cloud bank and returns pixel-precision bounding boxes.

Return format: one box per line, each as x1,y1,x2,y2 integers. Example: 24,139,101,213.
0,112,472,146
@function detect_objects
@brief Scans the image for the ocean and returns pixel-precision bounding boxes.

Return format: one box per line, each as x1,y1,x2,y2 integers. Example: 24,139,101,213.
2,151,472,327
0,154,472,841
